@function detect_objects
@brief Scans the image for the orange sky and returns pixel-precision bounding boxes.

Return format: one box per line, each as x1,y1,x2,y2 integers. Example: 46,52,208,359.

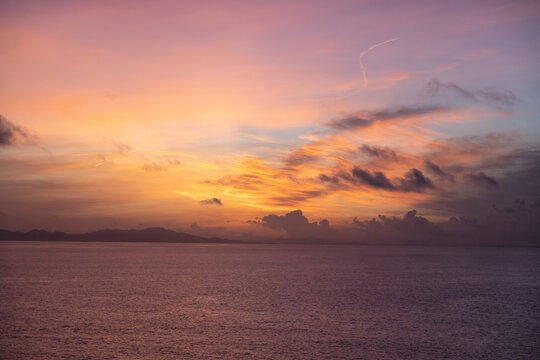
1,0,539,238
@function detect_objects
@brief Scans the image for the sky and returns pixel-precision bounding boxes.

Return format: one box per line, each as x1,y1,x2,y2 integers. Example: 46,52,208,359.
1,0,539,244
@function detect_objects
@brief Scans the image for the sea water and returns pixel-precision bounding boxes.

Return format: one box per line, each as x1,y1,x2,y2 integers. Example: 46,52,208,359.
1,242,539,359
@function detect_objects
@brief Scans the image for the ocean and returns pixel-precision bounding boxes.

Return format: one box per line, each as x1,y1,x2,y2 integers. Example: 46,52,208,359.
1,242,539,359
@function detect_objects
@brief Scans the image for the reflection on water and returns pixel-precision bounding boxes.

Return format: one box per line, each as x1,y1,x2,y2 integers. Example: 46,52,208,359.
1,242,539,359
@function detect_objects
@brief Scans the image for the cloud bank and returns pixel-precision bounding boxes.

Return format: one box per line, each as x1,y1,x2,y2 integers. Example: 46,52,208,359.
258,209,330,238
254,207,540,246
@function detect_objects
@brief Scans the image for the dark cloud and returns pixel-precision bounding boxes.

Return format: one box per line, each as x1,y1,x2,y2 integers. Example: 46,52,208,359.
319,218,329,228
368,106,448,120
465,172,498,188
416,193,493,216
141,162,167,172
260,209,330,238
359,145,398,162
351,209,442,244
347,167,434,193
266,210,411,244
0,115,34,146
352,167,395,190
426,78,518,109
200,198,223,206
441,204,540,246
326,105,449,131
397,168,435,192
423,160,455,182
415,148,540,217
319,174,340,184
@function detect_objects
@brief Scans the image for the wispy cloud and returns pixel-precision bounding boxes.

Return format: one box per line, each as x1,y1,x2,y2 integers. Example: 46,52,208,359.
200,197,223,206
113,140,135,154
0,115,35,146
167,159,182,166
141,162,167,172
284,148,320,167
359,145,399,162
465,172,499,188
326,105,450,131
358,38,400,88
426,78,518,109
269,190,325,206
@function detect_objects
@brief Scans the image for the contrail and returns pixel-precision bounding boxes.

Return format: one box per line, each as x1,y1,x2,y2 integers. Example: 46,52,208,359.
358,37,399,88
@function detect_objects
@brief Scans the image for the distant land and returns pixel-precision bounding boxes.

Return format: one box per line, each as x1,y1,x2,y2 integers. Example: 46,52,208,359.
0,228,243,244
0,228,343,245
1,227,539,247
0,228,337,245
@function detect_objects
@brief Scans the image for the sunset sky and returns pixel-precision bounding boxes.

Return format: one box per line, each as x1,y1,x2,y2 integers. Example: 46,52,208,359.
1,0,539,240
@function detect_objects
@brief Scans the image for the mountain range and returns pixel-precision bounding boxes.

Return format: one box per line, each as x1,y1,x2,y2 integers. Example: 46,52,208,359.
0,227,242,244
